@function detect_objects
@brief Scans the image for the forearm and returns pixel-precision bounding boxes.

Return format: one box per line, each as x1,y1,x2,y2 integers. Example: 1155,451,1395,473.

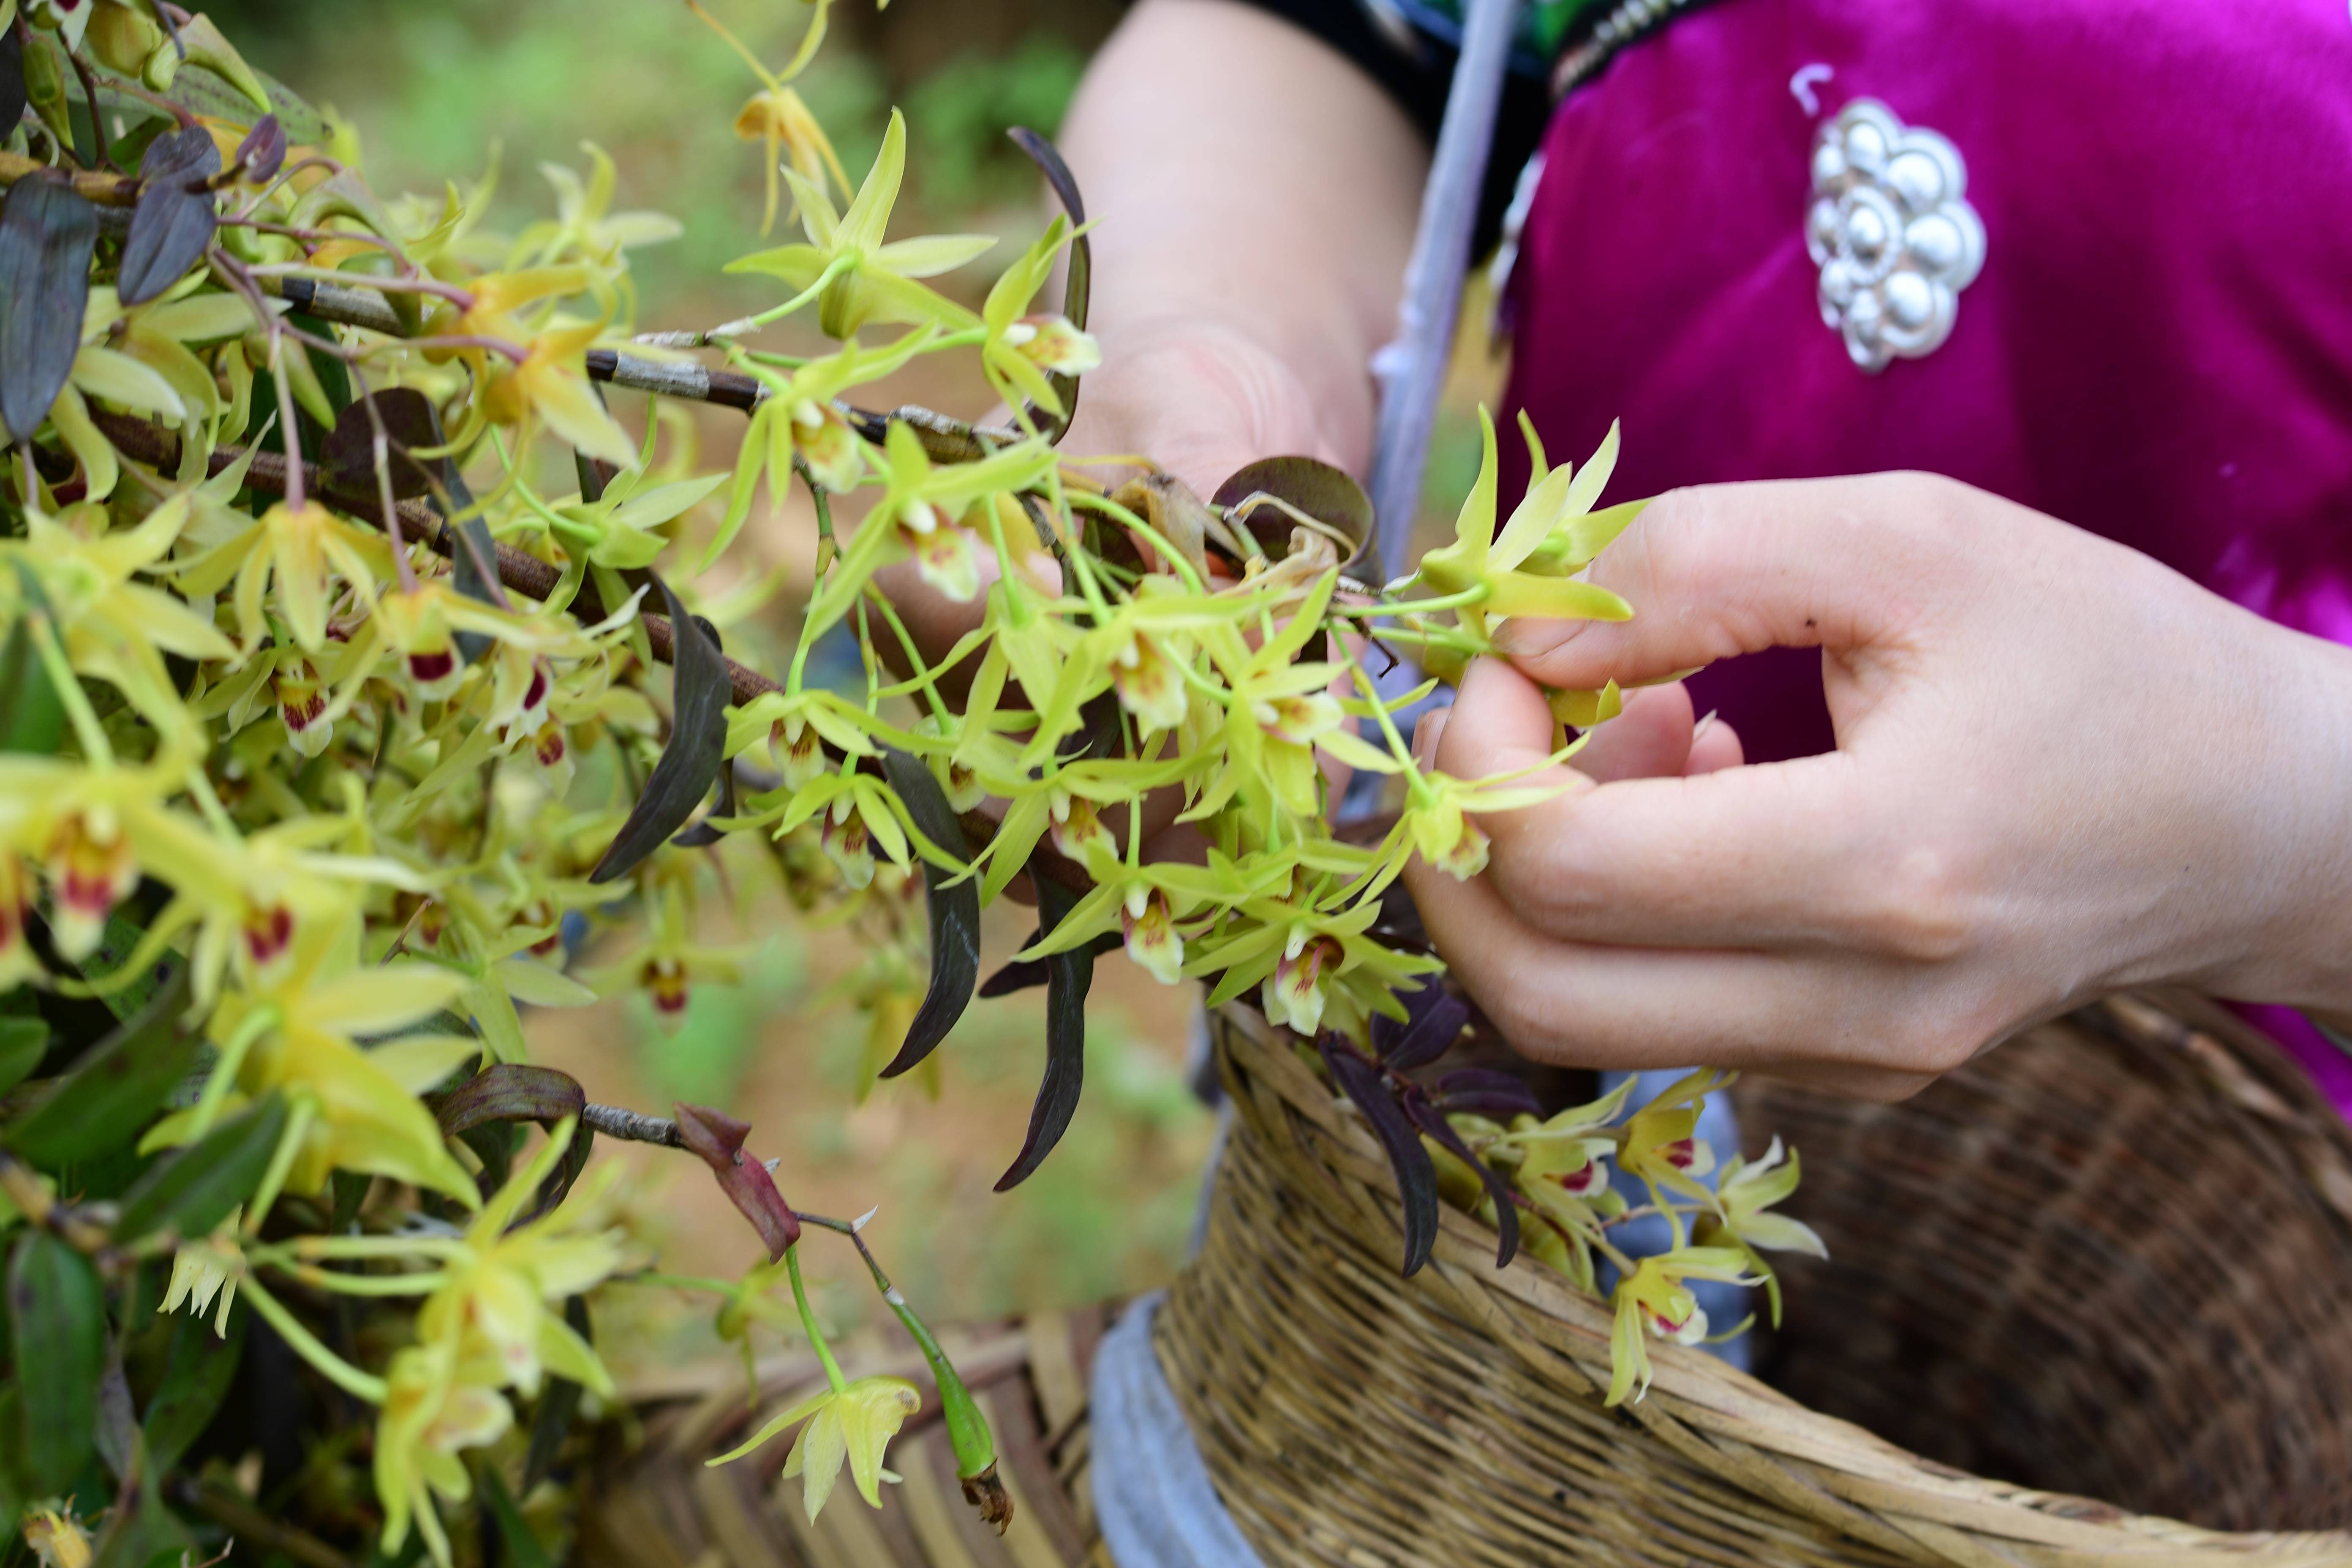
1058,0,1426,474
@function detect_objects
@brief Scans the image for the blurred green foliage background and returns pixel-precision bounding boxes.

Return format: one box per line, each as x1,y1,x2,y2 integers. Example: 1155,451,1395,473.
207,0,1113,310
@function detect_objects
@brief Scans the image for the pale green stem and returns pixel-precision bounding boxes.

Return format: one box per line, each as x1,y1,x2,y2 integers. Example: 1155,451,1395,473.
786,1244,847,1395
272,1234,468,1260
185,1005,278,1142
725,253,855,338
1064,491,1208,595
29,618,112,765
860,585,951,724
491,430,601,544
282,1266,454,1296
242,1094,320,1235
1337,637,1435,808
181,765,241,838
238,1276,389,1404
1334,583,1491,619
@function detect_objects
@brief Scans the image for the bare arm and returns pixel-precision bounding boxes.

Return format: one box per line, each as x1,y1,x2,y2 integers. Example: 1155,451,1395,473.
1052,0,1428,488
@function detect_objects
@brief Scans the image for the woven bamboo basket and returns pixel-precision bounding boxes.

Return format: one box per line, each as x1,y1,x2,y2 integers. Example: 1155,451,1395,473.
1158,992,2352,1567
582,989,2352,1567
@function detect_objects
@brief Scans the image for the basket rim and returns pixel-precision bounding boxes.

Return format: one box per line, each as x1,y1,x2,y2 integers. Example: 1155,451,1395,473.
1189,995,2352,1565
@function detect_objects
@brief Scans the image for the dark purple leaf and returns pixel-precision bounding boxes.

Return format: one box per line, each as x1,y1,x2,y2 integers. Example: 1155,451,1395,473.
994,871,1094,1190
1212,456,1376,575
1317,1035,1438,1277
1404,1093,1519,1269
675,1102,800,1259
589,575,730,884
1432,1067,1542,1119
877,747,980,1079
1372,982,1470,1071
118,127,221,305
1006,126,1088,442
977,929,1121,998
320,387,441,501
0,29,25,141
433,1063,591,1222
667,752,740,848
0,174,97,444
234,114,286,183
433,1063,585,1136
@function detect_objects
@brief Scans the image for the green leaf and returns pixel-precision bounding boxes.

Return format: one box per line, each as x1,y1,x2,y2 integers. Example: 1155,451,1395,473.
480,1464,552,1568
112,1094,288,1245
0,584,63,756
0,1015,47,1095
143,1307,245,1475
875,749,979,1082
0,173,98,444
588,576,731,884
88,1434,189,1568
4,966,199,1168
8,1231,104,1494
159,60,329,144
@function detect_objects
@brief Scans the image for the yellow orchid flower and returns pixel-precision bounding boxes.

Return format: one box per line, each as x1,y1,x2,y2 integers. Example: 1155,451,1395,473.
373,1336,514,1568
160,1208,245,1337
727,109,994,340
21,1507,93,1568
3,495,230,739
414,1118,623,1398
1618,1068,1735,1239
1605,1247,1757,1406
735,84,849,237
450,265,639,469
979,215,1098,419
579,882,756,1026
799,422,1056,641
0,755,204,963
1419,408,1644,634
1693,1135,1827,1326
517,142,682,265
172,496,392,654
145,914,479,1203
709,1372,923,1522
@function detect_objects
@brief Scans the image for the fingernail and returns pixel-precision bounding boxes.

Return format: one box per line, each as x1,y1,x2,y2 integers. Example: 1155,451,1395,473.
1412,706,1451,768
1493,618,1587,658
1691,708,1718,743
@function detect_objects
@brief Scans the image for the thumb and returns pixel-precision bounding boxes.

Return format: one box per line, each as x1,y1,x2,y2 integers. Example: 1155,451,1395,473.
1491,473,1953,692
1425,658,1589,825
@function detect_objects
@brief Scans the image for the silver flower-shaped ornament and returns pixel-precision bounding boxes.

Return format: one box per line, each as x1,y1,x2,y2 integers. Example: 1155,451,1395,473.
1805,98,1986,373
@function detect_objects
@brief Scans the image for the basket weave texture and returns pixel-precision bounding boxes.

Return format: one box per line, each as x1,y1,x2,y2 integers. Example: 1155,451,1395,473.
1154,993,2352,1568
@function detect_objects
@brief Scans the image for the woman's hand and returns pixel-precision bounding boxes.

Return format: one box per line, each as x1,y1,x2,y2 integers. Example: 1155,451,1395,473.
881,0,1424,661
1405,472,2352,1099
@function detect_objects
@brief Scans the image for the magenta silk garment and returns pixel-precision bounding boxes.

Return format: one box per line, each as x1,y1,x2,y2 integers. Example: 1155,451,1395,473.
1499,0,2352,1107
